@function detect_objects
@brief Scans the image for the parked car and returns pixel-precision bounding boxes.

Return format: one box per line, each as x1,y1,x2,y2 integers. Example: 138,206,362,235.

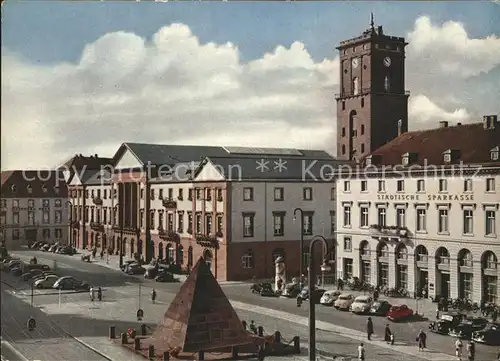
370,300,392,316
429,312,466,334
21,269,44,281
320,290,341,306
58,246,76,255
53,276,90,290
350,295,373,314
260,283,277,297
126,263,146,275
32,271,57,282
281,283,302,298
387,304,414,322
449,317,489,339
145,266,163,279
120,260,136,272
155,271,176,283
298,287,326,302
10,266,24,276
472,323,500,345
334,293,355,311
34,275,60,289
251,282,271,294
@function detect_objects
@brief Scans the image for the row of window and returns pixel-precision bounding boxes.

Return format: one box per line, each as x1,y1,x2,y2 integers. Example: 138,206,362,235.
9,184,60,194
2,210,64,226
242,186,326,202
10,228,63,240
2,199,64,208
343,178,497,193
342,204,497,236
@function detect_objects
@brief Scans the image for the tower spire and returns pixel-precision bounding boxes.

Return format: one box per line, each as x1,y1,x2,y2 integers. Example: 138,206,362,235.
370,12,375,29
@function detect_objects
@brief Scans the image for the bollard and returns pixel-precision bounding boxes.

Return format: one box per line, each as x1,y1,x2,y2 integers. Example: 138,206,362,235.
148,345,155,359
141,324,147,336
274,331,281,344
121,332,128,345
109,326,116,339
293,336,300,354
134,337,141,351
258,326,264,337
163,351,170,361
232,346,238,357
198,350,204,360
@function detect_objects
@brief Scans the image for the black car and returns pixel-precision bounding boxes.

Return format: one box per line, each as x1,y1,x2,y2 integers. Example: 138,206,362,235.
472,323,500,345
370,300,392,316
155,271,176,283
260,283,277,297
251,282,271,294
298,287,326,304
449,317,489,339
429,313,466,334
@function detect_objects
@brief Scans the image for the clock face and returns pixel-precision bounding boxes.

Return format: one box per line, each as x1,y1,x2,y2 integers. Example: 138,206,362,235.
351,58,359,68
383,57,392,67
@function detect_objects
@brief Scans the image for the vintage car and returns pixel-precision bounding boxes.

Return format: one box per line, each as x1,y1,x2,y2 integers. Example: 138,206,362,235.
251,282,271,294
429,312,466,334
370,300,392,316
53,276,90,291
297,287,326,303
155,271,176,283
350,295,373,314
387,304,414,322
472,323,500,345
34,275,60,289
449,317,489,339
334,293,355,311
281,283,302,298
320,290,341,306
260,283,277,297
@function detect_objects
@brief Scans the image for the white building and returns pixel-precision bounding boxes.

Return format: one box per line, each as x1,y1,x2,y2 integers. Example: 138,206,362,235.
0,170,69,248
336,117,500,303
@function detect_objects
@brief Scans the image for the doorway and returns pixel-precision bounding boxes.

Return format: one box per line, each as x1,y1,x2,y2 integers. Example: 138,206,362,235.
440,272,450,298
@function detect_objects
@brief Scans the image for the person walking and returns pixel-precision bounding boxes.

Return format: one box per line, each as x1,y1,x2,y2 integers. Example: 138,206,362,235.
366,317,374,340
151,289,157,304
455,338,463,361
384,324,392,344
358,342,365,361
89,286,95,302
466,340,475,361
417,329,427,351
97,287,102,301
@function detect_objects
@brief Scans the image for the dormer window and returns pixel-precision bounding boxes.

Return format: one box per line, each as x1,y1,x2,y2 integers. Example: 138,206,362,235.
11,185,16,193
27,184,33,194
442,149,460,164
365,156,372,166
42,184,47,193
402,152,418,166
491,146,499,161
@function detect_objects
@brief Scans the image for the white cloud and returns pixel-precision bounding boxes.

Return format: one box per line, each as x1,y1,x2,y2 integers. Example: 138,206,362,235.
1,17,499,169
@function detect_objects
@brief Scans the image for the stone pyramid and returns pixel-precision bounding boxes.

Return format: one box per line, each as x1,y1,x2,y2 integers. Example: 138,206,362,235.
151,257,254,352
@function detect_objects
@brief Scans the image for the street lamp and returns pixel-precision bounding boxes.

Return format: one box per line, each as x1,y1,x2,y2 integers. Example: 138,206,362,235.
114,203,124,267
293,208,304,283
308,235,331,361
66,201,72,247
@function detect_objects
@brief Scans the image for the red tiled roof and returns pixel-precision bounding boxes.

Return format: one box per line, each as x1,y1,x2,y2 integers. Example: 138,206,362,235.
0,170,68,198
368,122,500,166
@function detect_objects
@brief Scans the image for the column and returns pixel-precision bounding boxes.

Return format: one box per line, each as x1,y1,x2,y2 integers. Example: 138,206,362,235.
370,251,378,286
450,258,459,299
407,254,416,297
472,258,483,303
388,248,397,288
352,246,360,279
428,255,437,299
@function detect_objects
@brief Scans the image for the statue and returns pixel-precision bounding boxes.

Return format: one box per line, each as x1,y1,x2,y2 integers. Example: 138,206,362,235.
275,256,286,292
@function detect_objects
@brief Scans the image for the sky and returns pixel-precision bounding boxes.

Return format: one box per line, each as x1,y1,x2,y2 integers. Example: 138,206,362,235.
2,1,500,169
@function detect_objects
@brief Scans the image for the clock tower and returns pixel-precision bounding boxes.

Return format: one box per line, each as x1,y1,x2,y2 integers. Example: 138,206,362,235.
336,15,409,161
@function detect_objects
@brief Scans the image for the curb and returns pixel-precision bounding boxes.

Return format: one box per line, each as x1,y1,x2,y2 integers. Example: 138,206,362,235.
71,337,114,361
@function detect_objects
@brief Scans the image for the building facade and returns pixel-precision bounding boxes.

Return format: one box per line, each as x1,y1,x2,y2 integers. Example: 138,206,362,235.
0,170,69,248
336,117,500,303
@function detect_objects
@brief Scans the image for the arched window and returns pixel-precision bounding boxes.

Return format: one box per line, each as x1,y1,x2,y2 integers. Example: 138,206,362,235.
360,241,370,256
415,245,428,262
436,247,450,265
166,243,175,263
177,245,184,265
378,242,389,258
483,251,497,270
397,244,408,260
241,250,254,269
384,76,390,91
27,184,32,194
11,185,16,193
353,77,360,95
459,249,473,267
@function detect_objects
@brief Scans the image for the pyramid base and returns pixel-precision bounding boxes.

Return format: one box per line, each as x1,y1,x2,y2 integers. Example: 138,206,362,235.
117,333,299,360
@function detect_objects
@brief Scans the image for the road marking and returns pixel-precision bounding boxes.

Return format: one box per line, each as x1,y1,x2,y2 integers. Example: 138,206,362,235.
228,300,456,361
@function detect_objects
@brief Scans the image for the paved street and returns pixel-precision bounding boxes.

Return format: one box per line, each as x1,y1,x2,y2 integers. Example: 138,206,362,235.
9,250,500,360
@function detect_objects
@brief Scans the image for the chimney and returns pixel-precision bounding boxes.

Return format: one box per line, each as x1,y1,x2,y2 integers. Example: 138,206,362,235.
457,122,462,126
483,115,498,130
439,121,448,128
397,119,403,136
378,26,383,35
95,154,98,158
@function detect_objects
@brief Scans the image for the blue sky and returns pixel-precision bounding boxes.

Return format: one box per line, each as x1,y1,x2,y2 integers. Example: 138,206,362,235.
3,1,499,65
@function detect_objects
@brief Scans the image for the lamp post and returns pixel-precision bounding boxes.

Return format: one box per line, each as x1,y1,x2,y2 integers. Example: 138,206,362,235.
66,201,73,247
308,235,331,361
114,203,124,267
293,208,304,283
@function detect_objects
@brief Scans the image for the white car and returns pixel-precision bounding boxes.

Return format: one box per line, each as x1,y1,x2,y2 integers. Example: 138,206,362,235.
34,275,59,289
320,290,341,306
334,293,355,311
350,295,373,314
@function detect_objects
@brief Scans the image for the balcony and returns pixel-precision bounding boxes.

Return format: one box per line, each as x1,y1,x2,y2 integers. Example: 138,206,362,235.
90,222,104,232
369,224,409,240
93,197,103,206
195,234,219,249
162,199,177,209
